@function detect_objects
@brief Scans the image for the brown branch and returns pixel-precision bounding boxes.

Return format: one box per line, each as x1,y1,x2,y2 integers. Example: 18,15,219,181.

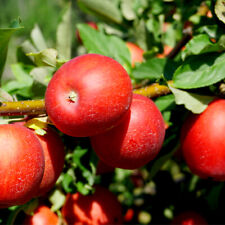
133,83,171,98
0,100,46,116
0,83,172,117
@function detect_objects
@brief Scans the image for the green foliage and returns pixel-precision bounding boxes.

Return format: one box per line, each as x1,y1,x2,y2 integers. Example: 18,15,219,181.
1,1,225,225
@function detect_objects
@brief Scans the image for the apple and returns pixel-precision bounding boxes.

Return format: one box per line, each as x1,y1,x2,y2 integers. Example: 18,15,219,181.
23,205,59,225
0,124,45,207
45,53,133,137
96,159,115,175
61,185,123,225
126,42,144,67
33,127,65,197
156,45,173,58
181,99,225,180
90,94,165,170
76,21,98,43
171,211,208,225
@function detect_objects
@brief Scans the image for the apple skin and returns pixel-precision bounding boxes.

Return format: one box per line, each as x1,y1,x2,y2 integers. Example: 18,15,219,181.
171,211,208,225
0,124,45,207
61,185,123,225
181,99,225,180
126,42,144,67
90,94,165,170
23,205,59,225
33,127,65,197
45,53,133,137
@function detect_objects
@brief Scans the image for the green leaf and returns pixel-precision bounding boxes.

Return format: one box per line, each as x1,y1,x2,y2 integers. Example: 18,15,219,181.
181,34,224,60
30,66,53,86
132,57,178,81
0,88,13,102
30,24,47,51
2,63,33,97
132,58,166,80
154,94,175,112
169,86,214,114
77,24,131,67
27,48,58,67
173,52,225,89
56,3,72,60
49,189,66,212
62,173,76,193
78,0,122,24
215,0,225,24
76,182,92,195
121,0,136,21
73,147,88,171
0,25,22,79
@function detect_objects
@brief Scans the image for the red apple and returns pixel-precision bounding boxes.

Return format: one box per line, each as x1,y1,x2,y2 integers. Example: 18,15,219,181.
181,99,225,180
23,205,59,225
61,185,123,225
90,94,165,170
126,42,144,67
0,124,45,207
96,159,115,175
33,127,65,197
76,22,98,43
171,211,208,225
45,53,133,137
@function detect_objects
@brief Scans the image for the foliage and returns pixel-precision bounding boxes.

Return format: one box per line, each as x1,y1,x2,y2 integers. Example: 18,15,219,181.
1,0,225,224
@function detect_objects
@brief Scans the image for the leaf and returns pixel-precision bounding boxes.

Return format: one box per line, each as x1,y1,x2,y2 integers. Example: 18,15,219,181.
24,117,48,134
121,0,136,21
154,94,175,112
27,48,58,67
132,57,178,81
132,58,166,80
49,189,66,212
78,0,122,24
30,24,47,51
0,25,22,79
30,66,54,86
73,147,88,171
56,3,72,60
173,52,225,89
77,24,131,67
2,63,34,97
62,173,76,193
181,34,224,60
0,88,13,102
169,86,214,114
215,0,225,24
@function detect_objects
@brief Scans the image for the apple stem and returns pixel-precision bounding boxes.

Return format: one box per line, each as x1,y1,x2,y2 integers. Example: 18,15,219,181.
0,83,171,117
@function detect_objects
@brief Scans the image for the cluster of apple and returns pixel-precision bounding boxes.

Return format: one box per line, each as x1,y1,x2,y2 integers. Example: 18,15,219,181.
45,53,166,170
22,192,208,225
23,186,123,225
0,123,65,208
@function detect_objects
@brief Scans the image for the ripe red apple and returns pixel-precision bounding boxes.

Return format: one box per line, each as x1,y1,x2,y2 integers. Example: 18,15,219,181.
61,185,123,225
96,159,115,175
90,94,165,170
45,53,133,137
126,42,144,67
181,99,225,180
0,124,45,207
23,205,59,225
171,211,208,225
33,127,65,197
76,21,98,43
